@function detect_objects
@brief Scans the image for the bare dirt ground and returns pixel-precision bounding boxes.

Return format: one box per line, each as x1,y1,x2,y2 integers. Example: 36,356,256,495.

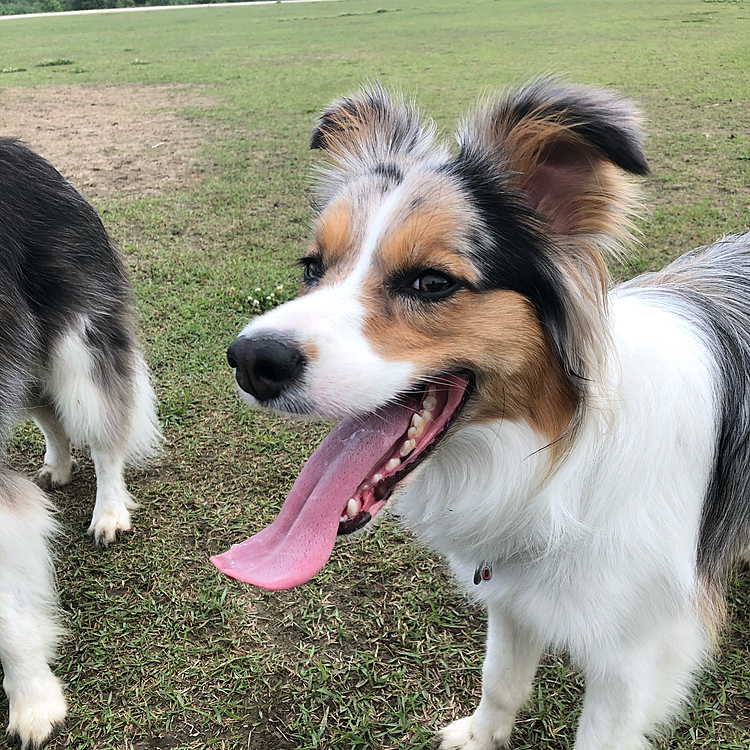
0,83,223,200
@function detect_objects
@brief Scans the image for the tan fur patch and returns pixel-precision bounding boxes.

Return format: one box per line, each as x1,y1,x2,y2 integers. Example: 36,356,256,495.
314,103,373,158
362,285,575,446
377,203,480,284
313,198,355,264
302,340,319,367
697,573,727,647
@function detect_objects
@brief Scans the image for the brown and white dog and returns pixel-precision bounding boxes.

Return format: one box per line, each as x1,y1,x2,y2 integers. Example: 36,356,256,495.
214,81,750,749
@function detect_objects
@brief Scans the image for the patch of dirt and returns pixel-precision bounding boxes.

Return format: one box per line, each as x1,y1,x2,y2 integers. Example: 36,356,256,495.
0,83,227,200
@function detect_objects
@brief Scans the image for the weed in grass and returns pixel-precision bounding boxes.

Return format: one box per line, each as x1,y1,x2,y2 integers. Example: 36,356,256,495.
1,66,25,73
240,283,292,315
35,58,73,67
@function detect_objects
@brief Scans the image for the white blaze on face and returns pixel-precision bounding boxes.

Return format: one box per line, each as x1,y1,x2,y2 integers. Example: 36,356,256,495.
239,185,417,418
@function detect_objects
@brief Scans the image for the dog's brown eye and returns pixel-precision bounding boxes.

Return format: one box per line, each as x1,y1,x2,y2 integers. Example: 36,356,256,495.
411,272,457,297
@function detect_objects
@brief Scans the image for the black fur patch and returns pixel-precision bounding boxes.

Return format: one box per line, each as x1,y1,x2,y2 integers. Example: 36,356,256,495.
0,138,137,438
442,151,580,388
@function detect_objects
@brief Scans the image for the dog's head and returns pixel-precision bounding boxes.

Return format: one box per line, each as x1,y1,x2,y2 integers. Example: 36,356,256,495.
213,80,648,589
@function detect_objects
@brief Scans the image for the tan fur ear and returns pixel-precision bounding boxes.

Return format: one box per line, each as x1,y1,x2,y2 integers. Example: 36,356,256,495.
310,84,432,161
459,80,649,237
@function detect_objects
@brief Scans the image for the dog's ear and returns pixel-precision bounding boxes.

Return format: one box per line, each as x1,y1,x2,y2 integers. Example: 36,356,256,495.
310,84,430,160
459,79,649,236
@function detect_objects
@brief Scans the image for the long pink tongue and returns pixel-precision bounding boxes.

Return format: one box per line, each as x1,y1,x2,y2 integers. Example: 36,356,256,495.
210,402,414,590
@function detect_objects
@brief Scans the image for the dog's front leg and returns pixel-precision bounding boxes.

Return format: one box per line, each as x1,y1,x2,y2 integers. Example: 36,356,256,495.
436,603,544,750
573,613,708,750
574,654,657,750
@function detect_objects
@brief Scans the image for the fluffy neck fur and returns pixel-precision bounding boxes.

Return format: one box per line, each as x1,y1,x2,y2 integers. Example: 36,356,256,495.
393,293,717,631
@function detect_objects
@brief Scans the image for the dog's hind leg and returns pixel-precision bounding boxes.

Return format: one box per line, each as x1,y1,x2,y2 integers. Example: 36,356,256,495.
0,474,66,748
31,407,75,491
436,604,544,750
86,351,160,546
44,319,158,545
87,441,136,546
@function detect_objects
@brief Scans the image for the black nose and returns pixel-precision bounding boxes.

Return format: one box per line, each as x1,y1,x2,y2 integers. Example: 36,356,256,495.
227,336,305,402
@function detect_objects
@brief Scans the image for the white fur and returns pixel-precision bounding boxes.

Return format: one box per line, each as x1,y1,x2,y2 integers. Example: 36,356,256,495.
395,293,717,749
125,355,163,467
32,317,160,544
246,267,721,745
346,183,409,287
0,476,66,748
240,286,415,420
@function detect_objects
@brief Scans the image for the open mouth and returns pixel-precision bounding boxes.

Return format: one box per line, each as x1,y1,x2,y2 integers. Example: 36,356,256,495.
210,372,473,590
336,372,473,535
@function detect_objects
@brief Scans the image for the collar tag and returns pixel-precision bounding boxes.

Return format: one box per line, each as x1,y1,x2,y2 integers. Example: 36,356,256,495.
473,562,492,585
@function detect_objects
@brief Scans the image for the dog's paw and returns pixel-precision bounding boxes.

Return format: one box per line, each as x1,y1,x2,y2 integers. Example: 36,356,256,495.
88,496,137,546
32,460,76,491
435,716,506,750
6,675,67,749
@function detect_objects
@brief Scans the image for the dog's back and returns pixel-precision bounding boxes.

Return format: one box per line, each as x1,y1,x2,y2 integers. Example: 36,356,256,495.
0,137,134,424
619,233,750,593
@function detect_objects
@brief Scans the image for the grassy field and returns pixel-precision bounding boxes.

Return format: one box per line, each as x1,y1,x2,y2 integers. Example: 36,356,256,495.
1,0,750,748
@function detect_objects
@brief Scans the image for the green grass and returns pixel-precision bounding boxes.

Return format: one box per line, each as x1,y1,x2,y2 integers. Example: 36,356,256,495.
1,0,750,748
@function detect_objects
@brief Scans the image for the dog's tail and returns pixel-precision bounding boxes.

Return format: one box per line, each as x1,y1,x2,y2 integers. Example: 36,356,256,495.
125,351,163,468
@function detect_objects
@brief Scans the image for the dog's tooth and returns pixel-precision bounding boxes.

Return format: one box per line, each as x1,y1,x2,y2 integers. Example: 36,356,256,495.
385,458,400,473
372,473,383,483
399,439,416,457
422,394,437,412
346,498,358,517
340,515,347,523
408,413,425,439
419,408,432,422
